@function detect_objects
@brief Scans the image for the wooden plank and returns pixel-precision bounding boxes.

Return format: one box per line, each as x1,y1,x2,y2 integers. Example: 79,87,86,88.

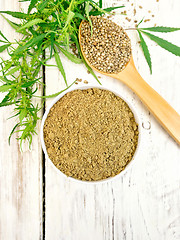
0,0,43,239
45,0,180,239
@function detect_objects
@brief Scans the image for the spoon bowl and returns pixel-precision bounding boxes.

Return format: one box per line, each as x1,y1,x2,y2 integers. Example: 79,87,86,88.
79,21,180,145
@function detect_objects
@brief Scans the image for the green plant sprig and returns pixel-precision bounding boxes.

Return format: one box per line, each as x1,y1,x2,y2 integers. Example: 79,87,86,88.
0,0,123,147
135,22,180,73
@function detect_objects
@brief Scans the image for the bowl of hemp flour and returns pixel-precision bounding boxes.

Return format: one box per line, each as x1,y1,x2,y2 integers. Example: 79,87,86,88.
41,85,141,183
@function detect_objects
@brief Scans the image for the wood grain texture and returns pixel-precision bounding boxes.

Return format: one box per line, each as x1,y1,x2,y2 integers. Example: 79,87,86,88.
0,0,180,239
45,0,180,240
113,57,180,145
0,1,43,239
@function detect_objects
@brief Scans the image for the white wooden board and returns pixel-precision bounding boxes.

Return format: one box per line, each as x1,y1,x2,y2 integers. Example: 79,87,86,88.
45,0,180,240
0,0,180,239
0,0,43,239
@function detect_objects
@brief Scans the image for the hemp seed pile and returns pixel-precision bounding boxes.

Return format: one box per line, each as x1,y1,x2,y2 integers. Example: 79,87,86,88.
80,16,132,74
43,88,138,181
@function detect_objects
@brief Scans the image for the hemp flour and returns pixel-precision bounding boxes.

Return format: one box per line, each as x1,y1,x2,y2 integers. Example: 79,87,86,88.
43,88,139,181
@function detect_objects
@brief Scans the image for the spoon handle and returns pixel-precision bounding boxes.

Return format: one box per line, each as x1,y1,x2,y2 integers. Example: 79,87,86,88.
114,60,180,145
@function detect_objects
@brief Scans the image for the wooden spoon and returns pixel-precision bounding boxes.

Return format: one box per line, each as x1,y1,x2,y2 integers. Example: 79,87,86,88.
79,22,180,145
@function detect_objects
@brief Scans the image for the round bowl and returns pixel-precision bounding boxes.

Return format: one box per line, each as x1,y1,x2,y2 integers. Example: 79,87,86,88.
40,84,142,184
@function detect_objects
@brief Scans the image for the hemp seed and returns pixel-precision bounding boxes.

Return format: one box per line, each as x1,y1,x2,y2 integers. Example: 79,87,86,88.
80,16,132,74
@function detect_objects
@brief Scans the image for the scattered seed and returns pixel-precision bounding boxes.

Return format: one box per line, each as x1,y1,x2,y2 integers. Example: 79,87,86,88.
87,70,90,74
134,20,138,23
75,82,78,84
98,76,101,79
139,6,143,9
125,17,131,22
76,78,82,82
152,14,155,17
148,10,151,13
144,19,150,22
121,10,126,15
133,8,136,15
84,80,88,84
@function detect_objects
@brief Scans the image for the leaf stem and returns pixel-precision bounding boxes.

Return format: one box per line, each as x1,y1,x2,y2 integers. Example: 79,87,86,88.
125,28,137,31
